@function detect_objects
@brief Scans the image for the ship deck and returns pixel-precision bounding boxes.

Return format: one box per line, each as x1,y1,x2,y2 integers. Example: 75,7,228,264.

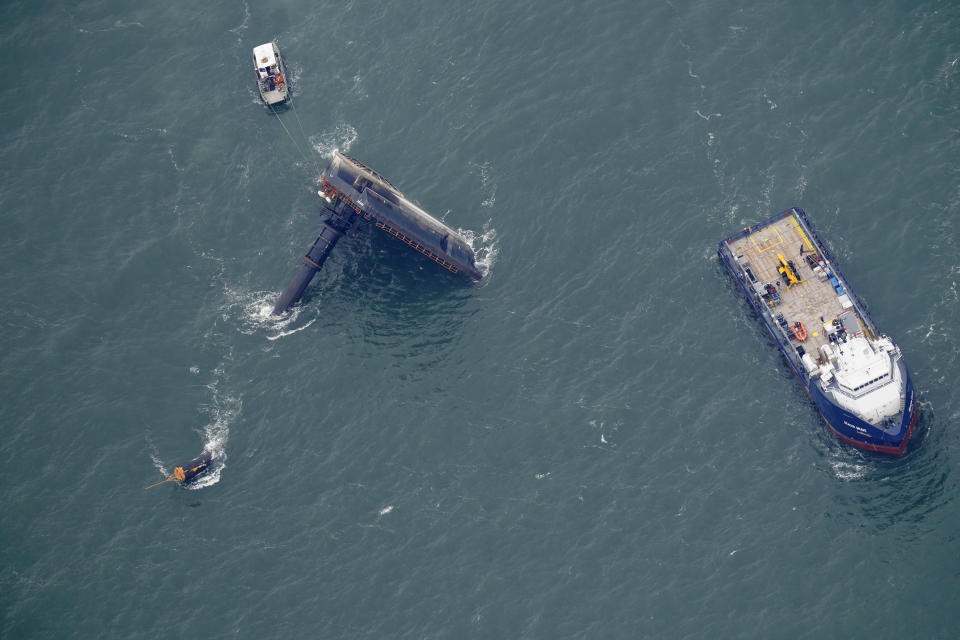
261,88,287,105
726,214,857,357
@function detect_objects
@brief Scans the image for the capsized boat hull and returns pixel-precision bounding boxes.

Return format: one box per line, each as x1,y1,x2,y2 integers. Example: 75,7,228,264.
272,152,482,314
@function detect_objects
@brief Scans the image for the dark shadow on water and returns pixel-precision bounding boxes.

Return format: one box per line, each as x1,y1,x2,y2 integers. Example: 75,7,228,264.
297,224,477,320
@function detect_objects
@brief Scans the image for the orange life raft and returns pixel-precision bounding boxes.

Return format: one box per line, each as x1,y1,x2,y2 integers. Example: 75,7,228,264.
792,321,808,341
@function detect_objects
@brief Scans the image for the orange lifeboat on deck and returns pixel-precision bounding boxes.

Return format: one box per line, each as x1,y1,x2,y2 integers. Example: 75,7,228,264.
792,321,808,341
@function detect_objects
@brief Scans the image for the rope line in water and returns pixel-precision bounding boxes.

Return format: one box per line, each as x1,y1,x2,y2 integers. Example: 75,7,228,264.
269,103,313,173
144,475,176,490
287,92,321,179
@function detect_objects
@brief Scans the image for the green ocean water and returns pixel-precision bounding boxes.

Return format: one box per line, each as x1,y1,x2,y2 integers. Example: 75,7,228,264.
1,1,959,638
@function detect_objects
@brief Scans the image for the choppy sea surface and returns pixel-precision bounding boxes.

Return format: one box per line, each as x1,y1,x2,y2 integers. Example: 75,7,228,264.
2,1,959,638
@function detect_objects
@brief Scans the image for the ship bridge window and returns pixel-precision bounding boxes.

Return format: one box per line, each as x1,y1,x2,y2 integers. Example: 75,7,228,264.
853,372,889,392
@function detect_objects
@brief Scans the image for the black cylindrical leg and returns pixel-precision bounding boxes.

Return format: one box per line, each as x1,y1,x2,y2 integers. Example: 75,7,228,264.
272,222,346,314
273,262,320,315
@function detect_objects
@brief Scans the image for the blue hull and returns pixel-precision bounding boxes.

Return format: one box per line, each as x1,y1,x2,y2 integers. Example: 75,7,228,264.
809,374,917,456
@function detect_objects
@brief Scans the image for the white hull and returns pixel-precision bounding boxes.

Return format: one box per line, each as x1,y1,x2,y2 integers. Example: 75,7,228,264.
253,42,288,105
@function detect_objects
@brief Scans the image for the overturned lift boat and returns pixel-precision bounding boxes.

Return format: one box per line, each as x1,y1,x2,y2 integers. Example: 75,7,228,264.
273,152,483,314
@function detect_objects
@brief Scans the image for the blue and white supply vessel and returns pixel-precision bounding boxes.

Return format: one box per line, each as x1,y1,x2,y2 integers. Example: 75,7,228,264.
718,207,918,455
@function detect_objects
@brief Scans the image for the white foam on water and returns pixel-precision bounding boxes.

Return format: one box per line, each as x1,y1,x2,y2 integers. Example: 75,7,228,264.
188,367,241,490
220,285,317,341
829,459,867,481
266,317,317,341
310,123,358,159
149,450,167,476
762,88,777,110
457,222,498,281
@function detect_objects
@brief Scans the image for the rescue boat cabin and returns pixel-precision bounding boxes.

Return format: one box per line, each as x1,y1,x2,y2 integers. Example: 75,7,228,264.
253,42,287,105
